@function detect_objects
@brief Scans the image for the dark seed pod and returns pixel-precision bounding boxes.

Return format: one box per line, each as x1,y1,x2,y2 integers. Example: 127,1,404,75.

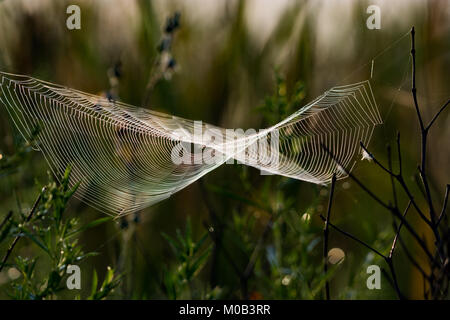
164,12,181,33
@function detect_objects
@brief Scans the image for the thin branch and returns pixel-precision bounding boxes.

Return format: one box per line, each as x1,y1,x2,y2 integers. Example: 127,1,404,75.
426,100,450,131
321,144,391,211
319,215,386,259
423,273,429,300
317,26,448,299
321,144,434,260
360,142,393,176
0,189,44,273
242,217,274,280
410,27,437,224
360,141,431,226
387,145,398,210
386,259,405,299
410,27,424,131
437,184,449,226
398,234,431,281
323,173,337,300
396,132,403,176
418,165,436,224
199,180,242,282
380,268,398,297
202,221,242,278
431,258,449,298
389,204,434,262
318,215,405,299
389,200,412,259
0,211,13,232
398,175,434,228
414,171,427,200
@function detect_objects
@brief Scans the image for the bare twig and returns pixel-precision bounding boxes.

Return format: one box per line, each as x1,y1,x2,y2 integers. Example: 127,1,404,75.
397,234,431,281
321,144,391,211
387,145,398,210
410,27,424,131
321,144,434,261
319,214,405,299
389,200,412,259
319,26,449,299
385,259,404,299
437,184,449,226
319,215,386,259
423,273,429,300
426,100,450,131
360,142,431,226
360,138,445,265
323,173,336,300
380,268,396,293
410,27,437,225
396,132,403,176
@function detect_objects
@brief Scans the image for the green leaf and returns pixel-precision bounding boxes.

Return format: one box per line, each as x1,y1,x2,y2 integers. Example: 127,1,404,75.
91,269,98,297
193,232,208,255
20,228,50,255
66,181,81,199
67,217,112,238
188,245,212,279
162,232,183,260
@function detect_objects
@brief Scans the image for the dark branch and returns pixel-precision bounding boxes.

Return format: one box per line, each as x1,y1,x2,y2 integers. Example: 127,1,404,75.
437,184,449,226
360,142,393,176
319,215,386,259
410,27,437,224
380,268,401,298
386,259,405,300
426,100,450,131
396,132,403,176
321,143,435,261
319,213,406,299
360,141,431,226
389,200,412,259
387,145,398,209
0,189,44,273
323,173,337,300
398,234,431,281
410,27,425,131
0,211,13,232
321,144,391,211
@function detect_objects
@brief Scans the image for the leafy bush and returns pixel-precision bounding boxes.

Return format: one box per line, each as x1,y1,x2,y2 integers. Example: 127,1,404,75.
0,165,120,300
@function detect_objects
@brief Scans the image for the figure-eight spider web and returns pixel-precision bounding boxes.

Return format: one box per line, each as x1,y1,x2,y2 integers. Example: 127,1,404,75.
0,72,382,216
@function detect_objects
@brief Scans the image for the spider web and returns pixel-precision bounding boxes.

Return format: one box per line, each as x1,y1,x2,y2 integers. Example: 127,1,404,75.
0,72,382,215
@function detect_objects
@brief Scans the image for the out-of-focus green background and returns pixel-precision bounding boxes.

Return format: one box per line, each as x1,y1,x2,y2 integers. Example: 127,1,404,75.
0,0,448,299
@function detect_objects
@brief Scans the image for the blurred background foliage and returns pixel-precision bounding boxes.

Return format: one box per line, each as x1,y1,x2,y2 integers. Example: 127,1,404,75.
0,0,448,299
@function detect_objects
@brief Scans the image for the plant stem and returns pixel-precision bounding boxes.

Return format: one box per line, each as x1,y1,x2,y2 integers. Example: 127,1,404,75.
319,215,386,259
389,201,411,259
0,189,44,273
0,211,13,232
323,173,336,300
